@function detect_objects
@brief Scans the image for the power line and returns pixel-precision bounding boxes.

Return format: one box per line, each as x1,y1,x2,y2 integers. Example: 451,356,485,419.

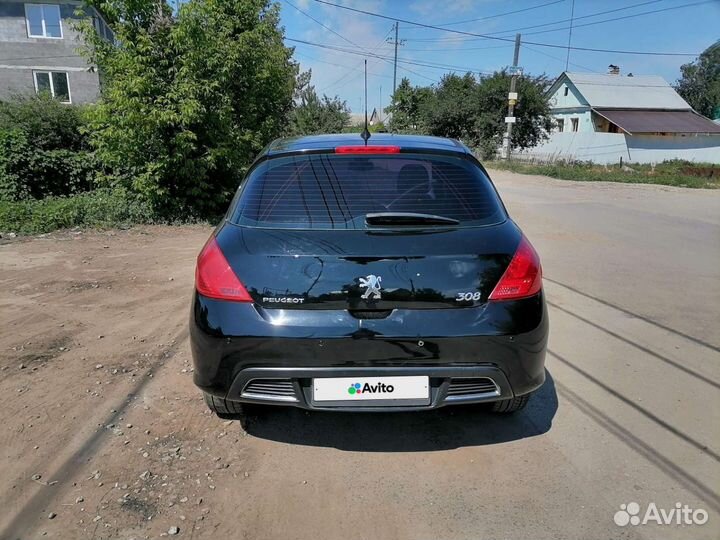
315,27,438,95
286,38,494,75
436,0,566,27
401,43,513,52
310,0,703,56
303,36,428,95
282,0,359,51
407,0,666,42
490,0,664,38
283,0,397,93
522,44,600,73
515,0,715,38
293,50,392,80
282,1,438,90
316,29,396,93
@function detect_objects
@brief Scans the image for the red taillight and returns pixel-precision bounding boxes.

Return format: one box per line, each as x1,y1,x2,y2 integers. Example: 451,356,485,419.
489,236,542,301
335,145,401,154
195,237,252,302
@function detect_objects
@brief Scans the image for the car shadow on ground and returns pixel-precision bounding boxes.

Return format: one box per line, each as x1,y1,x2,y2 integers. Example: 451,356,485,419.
240,370,558,451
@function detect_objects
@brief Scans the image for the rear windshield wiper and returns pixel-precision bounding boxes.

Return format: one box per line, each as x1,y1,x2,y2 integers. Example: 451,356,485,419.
365,212,460,226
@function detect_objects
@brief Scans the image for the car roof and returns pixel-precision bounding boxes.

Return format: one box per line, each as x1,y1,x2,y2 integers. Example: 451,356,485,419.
263,133,471,157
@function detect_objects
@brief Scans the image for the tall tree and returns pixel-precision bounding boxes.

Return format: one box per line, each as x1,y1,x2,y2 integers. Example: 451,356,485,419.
388,71,552,158
77,0,297,218
384,77,431,133
676,41,720,119
287,71,350,135
473,71,553,158
424,73,479,141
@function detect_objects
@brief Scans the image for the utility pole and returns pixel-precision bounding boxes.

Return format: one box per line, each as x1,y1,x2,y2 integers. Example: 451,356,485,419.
393,22,399,97
502,33,521,161
565,0,575,71
386,22,405,105
380,84,382,124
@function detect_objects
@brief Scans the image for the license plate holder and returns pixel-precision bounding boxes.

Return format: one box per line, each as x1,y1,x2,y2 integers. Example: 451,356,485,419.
312,376,430,407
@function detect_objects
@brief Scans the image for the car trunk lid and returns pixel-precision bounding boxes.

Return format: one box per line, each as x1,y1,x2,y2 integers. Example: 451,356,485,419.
216,222,520,311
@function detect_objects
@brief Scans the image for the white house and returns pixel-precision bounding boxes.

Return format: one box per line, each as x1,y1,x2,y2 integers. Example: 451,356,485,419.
348,108,388,128
517,69,720,164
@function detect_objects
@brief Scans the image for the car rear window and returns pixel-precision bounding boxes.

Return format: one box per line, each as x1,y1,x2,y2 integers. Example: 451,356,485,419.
230,153,506,229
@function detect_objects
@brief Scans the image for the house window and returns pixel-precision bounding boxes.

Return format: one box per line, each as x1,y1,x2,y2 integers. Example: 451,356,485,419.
25,3,62,38
556,119,564,132
94,15,115,43
33,71,71,103
563,86,569,97
571,118,579,132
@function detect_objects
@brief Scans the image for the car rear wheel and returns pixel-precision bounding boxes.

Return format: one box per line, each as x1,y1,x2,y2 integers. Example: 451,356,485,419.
490,393,531,413
203,392,245,419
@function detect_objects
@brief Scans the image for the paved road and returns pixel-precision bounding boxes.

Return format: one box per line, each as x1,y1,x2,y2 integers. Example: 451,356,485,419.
488,170,720,539
232,172,720,540
1,171,718,539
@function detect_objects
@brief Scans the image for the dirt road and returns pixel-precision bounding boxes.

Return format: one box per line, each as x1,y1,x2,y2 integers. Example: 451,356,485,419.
1,171,718,539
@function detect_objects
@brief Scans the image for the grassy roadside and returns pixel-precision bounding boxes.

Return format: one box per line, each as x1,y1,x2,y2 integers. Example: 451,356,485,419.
485,160,720,189
0,189,155,235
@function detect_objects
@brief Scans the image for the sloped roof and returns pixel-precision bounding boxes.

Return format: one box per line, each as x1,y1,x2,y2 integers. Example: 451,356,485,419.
558,72,691,110
594,109,720,134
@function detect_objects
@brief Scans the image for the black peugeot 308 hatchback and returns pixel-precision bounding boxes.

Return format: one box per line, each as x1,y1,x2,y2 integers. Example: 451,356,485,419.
190,134,548,419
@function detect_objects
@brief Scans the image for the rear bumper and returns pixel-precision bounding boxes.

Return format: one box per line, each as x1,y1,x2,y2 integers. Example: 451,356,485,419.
190,292,548,411
225,366,516,411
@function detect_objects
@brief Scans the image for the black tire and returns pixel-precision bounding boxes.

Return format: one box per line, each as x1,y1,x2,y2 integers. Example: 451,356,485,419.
203,392,245,420
490,393,531,413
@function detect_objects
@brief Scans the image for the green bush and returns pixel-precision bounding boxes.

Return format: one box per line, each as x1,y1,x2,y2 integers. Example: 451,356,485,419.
0,188,155,234
0,95,88,149
78,0,297,220
0,130,96,200
0,97,95,201
479,139,498,161
0,129,32,200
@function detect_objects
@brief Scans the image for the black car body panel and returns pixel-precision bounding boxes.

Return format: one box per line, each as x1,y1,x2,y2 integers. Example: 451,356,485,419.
191,293,548,410
216,221,519,311
262,133,470,156
190,134,548,412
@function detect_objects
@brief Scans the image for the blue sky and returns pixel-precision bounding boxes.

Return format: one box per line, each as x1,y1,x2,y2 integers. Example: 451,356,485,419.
279,0,720,113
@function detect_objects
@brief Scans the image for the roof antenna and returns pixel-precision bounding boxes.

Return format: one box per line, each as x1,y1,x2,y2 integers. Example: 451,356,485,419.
361,59,371,144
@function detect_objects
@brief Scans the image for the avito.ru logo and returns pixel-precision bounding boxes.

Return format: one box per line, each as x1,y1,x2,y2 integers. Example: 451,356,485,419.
614,502,709,527
347,382,395,396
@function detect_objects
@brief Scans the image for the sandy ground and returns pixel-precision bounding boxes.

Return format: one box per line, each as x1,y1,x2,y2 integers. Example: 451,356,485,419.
0,171,719,540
